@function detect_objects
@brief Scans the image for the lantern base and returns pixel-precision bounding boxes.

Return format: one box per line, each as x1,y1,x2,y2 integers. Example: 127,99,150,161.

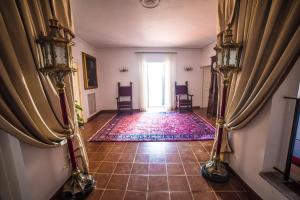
61,169,96,200
201,158,229,183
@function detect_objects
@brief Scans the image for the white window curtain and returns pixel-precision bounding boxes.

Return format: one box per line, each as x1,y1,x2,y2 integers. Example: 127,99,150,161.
137,54,148,111
164,54,176,111
137,53,176,111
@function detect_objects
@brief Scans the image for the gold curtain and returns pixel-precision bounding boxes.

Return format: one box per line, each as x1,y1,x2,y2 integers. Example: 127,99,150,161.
0,0,88,172
217,0,300,152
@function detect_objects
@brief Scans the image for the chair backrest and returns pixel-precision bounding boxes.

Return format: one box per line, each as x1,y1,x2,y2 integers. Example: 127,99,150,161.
175,81,188,95
118,82,132,97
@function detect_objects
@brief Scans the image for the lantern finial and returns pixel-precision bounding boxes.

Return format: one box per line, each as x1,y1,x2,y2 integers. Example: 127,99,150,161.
48,18,60,37
223,26,234,45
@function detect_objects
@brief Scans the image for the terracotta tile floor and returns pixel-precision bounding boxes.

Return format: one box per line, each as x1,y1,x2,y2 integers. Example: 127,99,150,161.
81,109,259,200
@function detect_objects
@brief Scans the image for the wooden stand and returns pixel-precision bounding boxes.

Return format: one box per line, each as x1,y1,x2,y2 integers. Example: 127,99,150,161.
207,56,218,118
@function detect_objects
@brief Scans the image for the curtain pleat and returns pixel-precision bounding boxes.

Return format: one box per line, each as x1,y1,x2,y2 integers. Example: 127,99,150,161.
0,0,88,172
216,0,300,153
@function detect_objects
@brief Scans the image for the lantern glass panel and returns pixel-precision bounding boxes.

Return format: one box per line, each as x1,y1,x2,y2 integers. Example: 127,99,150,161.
45,43,52,66
212,61,217,71
224,48,230,66
229,48,237,66
221,49,224,66
55,45,67,66
217,51,222,66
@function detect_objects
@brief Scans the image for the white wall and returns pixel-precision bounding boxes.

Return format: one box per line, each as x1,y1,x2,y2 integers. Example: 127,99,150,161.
0,131,31,200
229,58,300,200
73,37,101,121
0,131,70,200
21,142,70,200
199,41,217,107
96,48,208,110
73,38,218,119
200,41,216,66
266,59,300,171
96,48,139,111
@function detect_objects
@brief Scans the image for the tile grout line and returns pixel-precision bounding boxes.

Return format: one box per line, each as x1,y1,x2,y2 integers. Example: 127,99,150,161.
198,142,223,200
84,113,253,200
147,144,151,200
191,144,201,164
193,143,216,196
165,155,171,200
92,188,200,193
176,142,195,200
122,142,137,200
94,172,193,176
99,147,119,200
97,147,112,200
201,141,213,155
144,144,150,200
146,172,149,200
98,145,112,169
198,142,244,194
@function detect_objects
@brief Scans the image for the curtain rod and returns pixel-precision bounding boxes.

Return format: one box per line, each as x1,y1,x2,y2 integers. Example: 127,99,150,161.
135,52,177,54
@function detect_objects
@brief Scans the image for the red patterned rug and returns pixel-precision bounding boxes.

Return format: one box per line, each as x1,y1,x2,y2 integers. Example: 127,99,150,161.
88,112,215,142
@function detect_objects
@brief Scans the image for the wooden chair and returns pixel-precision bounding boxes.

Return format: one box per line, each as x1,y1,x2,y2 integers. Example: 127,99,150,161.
175,81,193,112
116,82,133,114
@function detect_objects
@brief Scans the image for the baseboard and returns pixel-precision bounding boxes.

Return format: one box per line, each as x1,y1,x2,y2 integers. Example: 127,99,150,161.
87,107,202,122
99,109,140,113
227,165,262,200
260,171,300,200
87,110,103,122
49,176,70,200
98,109,118,113
87,109,141,122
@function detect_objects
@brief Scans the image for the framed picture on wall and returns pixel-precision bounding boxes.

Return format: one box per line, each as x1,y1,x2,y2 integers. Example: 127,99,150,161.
82,52,98,89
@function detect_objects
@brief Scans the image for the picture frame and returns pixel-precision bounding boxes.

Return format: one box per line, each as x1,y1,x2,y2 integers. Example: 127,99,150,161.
82,52,98,89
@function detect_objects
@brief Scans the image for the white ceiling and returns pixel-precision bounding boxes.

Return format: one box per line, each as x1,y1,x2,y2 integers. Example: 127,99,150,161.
71,0,217,48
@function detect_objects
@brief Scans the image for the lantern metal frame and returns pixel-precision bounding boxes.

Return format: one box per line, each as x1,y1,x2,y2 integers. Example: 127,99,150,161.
214,26,242,84
201,25,242,183
37,18,95,199
37,19,76,80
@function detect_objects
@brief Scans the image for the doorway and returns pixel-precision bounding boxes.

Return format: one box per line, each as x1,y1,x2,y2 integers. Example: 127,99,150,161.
138,53,176,111
147,62,165,110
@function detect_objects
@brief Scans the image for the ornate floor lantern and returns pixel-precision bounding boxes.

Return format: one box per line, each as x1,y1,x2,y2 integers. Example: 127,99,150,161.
37,19,95,199
201,25,242,182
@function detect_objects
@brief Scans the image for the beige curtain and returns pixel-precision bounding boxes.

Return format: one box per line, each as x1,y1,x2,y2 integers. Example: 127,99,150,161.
0,0,88,172
217,0,300,153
